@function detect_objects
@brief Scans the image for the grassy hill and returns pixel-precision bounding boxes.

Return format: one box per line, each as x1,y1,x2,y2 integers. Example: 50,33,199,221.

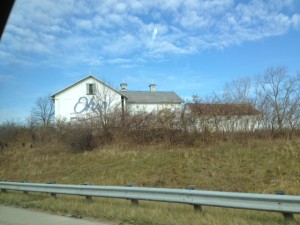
0,135,300,224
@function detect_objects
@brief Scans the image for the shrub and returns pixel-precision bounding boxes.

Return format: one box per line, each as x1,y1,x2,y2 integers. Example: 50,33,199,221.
64,123,96,152
31,125,57,145
0,122,31,148
61,119,115,152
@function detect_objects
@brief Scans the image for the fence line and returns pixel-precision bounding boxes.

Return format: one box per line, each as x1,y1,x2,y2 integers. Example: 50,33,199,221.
0,181,299,221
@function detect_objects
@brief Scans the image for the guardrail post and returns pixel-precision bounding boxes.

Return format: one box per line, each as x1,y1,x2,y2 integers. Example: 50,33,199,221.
47,181,57,198
82,183,93,203
20,179,28,194
186,185,202,212
283,213,294,221
51,193,57,198
0,181,7,193
275,190,295,222
131,199,139,206
193,204,202,212
47,180,56,184
86,196,92,203
126,185,139,206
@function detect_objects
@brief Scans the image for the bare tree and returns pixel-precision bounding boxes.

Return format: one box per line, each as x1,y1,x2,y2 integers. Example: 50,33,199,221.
256,66,300,131
91,83,123,129
223,77,252,103
31,95,54,126
191,66,300,133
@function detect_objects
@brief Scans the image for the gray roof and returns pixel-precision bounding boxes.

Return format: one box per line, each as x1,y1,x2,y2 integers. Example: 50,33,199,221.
51,75,126,99
123,91,183,104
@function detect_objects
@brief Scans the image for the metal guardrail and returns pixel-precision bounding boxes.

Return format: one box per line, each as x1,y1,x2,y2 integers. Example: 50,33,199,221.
0,181,299,221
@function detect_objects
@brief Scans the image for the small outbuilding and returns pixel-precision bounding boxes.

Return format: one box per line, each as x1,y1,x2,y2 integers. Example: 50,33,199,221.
184,103,260,132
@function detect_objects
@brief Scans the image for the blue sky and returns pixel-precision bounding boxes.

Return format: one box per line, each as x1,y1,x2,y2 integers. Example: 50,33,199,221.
0,0,300,123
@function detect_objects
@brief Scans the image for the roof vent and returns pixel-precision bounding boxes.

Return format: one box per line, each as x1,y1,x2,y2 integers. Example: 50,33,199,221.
120,82,127,92
149,83,156,92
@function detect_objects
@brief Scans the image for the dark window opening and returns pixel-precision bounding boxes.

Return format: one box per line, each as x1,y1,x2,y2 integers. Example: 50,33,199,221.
86,83,95,95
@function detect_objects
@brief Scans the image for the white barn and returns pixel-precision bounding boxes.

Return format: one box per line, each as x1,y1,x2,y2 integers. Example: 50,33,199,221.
51,75,183,121
184,103,260,132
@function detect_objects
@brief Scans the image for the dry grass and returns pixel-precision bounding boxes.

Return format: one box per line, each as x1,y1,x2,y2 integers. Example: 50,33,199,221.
1,139,299,194
0,136,300,224
1,192,299,225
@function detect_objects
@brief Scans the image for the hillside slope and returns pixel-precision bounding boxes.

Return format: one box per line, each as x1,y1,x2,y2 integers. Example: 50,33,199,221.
1,139,300,225
0,139,299,195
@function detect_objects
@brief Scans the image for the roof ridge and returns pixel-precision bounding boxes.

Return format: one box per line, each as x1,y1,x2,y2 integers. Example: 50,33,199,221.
51,75,126,98
126,90,176,93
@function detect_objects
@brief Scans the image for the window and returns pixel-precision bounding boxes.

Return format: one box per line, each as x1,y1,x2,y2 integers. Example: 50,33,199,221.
86,83,96,95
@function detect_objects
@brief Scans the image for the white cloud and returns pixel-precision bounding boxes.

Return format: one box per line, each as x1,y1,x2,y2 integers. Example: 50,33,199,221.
291,14,300,28
179,10,212,29
74,19,93,31
83,56,103,66
102,33,139,55
107,58,132,64
114,2,127,13
0,0,299,67
101,13,124,27
152,27,158,41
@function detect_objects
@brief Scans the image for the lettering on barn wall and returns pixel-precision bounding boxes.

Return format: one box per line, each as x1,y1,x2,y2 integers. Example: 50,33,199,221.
73,96,107,114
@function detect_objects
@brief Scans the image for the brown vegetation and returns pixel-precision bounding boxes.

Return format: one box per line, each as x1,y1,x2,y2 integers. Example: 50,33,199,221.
0,119,300,193
1,112,300,225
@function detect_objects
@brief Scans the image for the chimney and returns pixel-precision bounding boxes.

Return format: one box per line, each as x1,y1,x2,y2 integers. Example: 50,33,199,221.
120,82,127,92
149,83,156,92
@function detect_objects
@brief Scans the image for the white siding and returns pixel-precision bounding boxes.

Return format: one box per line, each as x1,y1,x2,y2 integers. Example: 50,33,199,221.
127,103,182,113
184,112,260,132
53,77,122,121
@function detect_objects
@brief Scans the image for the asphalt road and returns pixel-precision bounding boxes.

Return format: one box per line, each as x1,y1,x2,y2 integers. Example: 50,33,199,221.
0,205,117,225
